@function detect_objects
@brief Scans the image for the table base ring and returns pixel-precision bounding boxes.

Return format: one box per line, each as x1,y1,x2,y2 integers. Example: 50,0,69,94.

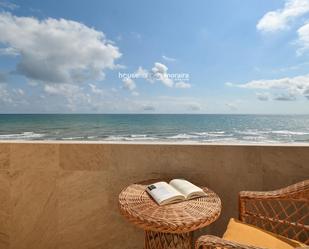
144,230,193,249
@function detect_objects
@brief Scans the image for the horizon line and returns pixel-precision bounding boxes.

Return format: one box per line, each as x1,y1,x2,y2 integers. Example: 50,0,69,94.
0,113,309,115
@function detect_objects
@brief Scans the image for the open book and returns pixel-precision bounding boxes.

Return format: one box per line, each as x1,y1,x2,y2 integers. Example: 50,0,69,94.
146,179,206,205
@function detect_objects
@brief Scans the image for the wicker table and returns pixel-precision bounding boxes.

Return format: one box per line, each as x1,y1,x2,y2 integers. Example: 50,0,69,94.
118,180,221,249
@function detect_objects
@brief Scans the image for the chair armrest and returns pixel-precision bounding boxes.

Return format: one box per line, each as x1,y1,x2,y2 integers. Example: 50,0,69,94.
239,190,281,200
239,180,309,201
238,180,309,245
195,235,266,249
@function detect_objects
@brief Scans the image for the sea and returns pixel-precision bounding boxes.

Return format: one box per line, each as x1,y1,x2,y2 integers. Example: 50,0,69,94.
0,114,309,143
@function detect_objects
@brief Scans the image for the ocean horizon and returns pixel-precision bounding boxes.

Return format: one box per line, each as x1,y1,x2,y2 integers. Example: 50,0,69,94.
0,114,309,144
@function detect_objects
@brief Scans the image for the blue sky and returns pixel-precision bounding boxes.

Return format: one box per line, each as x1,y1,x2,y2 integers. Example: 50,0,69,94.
0,0,309,113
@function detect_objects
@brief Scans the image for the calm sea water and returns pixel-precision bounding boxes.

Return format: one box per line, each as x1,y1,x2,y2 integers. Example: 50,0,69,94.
0,114,309,143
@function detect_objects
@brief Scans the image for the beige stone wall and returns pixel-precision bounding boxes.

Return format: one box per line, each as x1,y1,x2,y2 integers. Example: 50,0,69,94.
0,142,308,249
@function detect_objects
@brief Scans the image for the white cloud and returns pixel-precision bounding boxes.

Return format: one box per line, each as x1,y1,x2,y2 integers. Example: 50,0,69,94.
175,81,191,89
44,83,82,96
227,74,309,100
39,82,126,112
122,77,136,91
0,47,18,56
44,83,91,111
0,12,121,85
135,66,148,78
0,83,28,109
126,63,191,90
304,87,309,99
257,0,309,32
89,83,104,95
226,75,309,90
256,92,296,101
162,55,176,62
297,22,309,54
0,84,12,104
256,92,270,101
13,88,24,95
132,91,139,96
111,87,118,93
273,93,297,101
151,62,174,87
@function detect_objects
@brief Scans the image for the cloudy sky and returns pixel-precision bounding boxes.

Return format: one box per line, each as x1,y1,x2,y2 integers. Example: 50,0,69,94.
0,0,309,114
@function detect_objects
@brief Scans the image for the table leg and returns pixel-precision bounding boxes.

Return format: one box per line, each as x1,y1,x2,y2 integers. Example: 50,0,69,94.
144,230,193,249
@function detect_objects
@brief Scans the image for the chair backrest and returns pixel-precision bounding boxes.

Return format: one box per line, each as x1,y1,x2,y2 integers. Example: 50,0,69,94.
239,180,309,245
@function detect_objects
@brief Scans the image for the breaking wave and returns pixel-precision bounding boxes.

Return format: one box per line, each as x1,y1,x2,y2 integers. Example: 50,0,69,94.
0,132,45,140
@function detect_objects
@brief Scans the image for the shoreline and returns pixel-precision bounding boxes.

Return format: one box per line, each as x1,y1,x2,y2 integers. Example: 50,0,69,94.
1,139,309,147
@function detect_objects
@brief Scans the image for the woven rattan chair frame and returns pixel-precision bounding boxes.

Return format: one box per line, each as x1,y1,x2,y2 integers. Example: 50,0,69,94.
196,180,309,249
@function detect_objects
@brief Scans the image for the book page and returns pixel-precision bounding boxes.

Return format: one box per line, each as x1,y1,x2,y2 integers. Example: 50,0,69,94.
169,179,206,199
146,182,185,205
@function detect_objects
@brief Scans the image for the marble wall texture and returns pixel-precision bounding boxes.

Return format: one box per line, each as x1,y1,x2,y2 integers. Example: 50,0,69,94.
0,142,308,249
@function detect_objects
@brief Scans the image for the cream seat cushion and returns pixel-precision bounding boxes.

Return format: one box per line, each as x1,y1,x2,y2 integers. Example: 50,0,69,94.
223,218,306,249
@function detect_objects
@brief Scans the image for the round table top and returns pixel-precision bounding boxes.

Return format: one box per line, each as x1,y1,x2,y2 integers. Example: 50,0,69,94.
118,180,221,233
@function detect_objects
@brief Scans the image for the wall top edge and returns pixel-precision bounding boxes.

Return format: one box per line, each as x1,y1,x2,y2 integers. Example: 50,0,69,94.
0,140,309,147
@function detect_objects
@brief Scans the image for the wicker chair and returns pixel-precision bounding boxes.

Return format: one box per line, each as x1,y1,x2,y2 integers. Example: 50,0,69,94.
196,180,309,249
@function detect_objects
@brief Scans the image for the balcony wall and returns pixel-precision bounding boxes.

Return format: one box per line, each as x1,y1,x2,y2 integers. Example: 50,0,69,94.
0,141,308,249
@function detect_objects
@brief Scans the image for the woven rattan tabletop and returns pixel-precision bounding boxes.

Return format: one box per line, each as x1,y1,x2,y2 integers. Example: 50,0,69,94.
118,180,221,234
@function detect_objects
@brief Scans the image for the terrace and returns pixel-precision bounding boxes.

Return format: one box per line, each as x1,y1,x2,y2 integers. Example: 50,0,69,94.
0,141,308,249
